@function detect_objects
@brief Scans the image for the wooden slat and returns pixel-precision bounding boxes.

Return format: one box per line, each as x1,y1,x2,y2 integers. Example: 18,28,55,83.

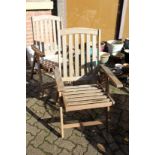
33,21,37,45
49,20,53,52
36,21,40,49
57,20,62,73
61,28,98,35
63,120,104,129
65,96,109,104
63,89,103,95
62,35,67,78
64,92,105,99
66,102,112,112
44,19,48,46
64,86,98,92
60,107,64,138
81,34,85,75
40,20,44,51
65,84,97,89
86,34,90,73
52,20,57,51
32,15,60,22
69,34,74,77
92,35,97,68
75,34,79,76
62,76,81,82
98,29,101,63
100,64,123,88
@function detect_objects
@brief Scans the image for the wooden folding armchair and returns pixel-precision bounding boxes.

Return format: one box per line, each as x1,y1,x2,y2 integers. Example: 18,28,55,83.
53,28,123,138
30,15,62,92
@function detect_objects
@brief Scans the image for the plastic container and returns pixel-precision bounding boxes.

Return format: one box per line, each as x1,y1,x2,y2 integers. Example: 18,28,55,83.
100,52,110,64
107,40,124,56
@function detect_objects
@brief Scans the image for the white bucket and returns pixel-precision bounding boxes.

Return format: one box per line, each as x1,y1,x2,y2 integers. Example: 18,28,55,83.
107,40,124,56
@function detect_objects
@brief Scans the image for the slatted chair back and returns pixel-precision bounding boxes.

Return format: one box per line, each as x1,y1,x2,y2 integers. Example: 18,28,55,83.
32,15,62,56
59,28,101,82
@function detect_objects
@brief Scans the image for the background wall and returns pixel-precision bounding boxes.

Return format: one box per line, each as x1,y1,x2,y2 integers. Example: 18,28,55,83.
66,0,129,41
26,0,52,46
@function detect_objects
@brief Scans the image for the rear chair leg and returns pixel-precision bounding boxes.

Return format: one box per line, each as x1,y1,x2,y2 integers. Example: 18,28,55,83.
60,107,64,138
30,55,36,79
106,106,110,132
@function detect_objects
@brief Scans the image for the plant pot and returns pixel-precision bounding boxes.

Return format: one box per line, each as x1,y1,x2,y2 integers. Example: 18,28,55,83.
100,52,110,64
124,38,129,49
107,40,124,56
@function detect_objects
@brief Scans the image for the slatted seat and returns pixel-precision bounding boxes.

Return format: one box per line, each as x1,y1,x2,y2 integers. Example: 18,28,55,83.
63,85,113,111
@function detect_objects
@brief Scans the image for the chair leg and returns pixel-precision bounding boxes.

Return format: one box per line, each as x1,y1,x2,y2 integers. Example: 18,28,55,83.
106,106,110,132
37,61,44,96
60,107,64,138
30,55,36,79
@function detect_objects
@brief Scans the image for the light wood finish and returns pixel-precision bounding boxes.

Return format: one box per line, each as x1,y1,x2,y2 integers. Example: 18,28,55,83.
64,84,97,89
31,15,63,95
92,34,97,69
65,96,108,102
60,28,100,81
63,89,103,95
86,34,90,73
60,107,64,138
100,64,123,88
69,35,74,77
52,20,57,51
53,66,64,92
57,18,62,73
64,120,104,129
64,92,105,99
61,28,98,35
65,102,112,112
64,86,99,92
32,15,62,55
53,28,124,138
54,63,122,137
75,34,79,76
81,34,85,75
62,35,67,77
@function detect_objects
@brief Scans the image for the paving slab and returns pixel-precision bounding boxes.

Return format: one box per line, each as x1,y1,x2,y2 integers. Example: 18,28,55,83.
26,61,129,155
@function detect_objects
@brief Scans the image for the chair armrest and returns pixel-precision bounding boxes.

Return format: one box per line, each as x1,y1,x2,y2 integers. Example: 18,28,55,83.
31,45,45,57
100,64,123,88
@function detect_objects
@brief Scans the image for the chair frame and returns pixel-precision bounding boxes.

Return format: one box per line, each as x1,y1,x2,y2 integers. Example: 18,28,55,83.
52,27,123,138
30,15,63,94
53,64,123,138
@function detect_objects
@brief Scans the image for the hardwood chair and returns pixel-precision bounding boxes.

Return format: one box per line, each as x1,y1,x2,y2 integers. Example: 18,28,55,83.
53,28,123,138
29,15,63,94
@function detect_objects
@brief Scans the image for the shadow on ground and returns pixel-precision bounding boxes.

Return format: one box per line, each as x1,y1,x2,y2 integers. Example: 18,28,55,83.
26,60,129,155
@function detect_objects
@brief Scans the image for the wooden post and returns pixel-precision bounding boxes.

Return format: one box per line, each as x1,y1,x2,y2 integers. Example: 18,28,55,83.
106,106,110,132
60,107,64,138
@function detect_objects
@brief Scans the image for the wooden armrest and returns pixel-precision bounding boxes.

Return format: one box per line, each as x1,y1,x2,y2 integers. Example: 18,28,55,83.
31,45,45,57
53,66,64,92
100,64,123,88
